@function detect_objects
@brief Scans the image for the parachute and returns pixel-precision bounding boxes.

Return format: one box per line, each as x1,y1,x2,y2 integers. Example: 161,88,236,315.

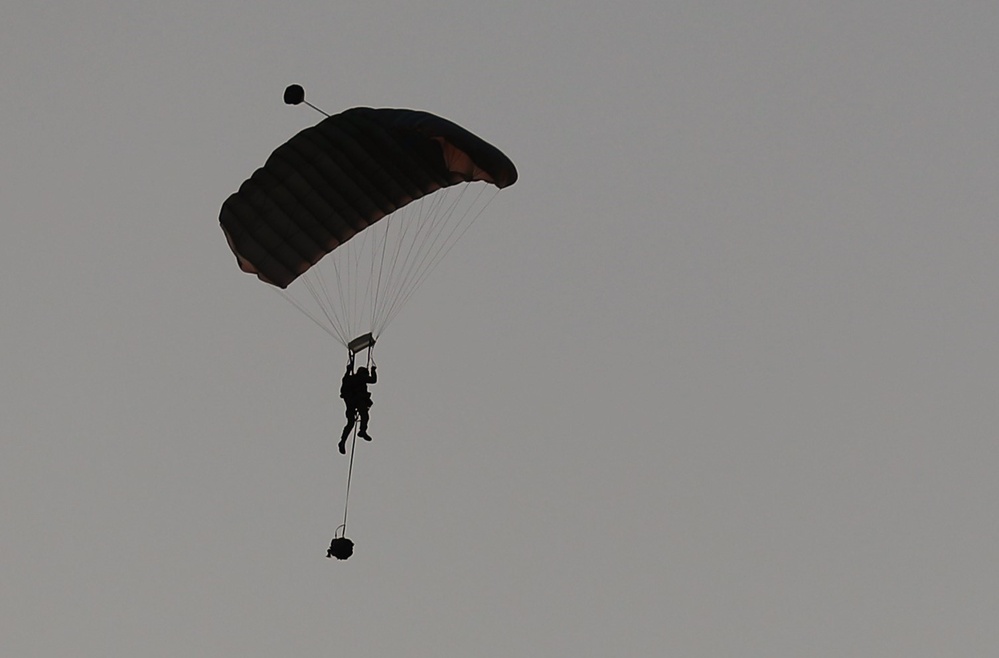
220,99,518,350
220,90,517,558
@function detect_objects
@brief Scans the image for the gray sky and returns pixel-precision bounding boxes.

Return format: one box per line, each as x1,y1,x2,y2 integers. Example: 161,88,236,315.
4,1,999,655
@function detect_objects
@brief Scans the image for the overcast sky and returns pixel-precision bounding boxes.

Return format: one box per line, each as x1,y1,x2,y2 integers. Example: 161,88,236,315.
4,2,999,656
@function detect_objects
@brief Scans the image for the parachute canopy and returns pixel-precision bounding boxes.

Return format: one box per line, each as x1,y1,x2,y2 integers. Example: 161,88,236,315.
220,107,518,290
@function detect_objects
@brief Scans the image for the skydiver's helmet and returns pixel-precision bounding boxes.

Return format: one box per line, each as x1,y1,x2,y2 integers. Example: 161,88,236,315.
356,367,368,377
327,536,354,560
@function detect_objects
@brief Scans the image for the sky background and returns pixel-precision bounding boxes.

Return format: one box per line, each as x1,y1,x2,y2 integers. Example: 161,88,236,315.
4,1,999,656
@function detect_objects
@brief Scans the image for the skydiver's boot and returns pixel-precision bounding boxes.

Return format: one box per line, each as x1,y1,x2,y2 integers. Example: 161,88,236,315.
338,434,347,454
360,432,372,441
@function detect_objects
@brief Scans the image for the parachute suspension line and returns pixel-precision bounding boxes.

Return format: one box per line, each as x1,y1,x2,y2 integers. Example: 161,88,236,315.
370,191,453,336
369,188,457,337
367,213,391,340
328,243,353,341
349,230,364,337
313,260,341,334
376,185,499,337
370,196,426,332
377,185,480,331
384,191,457,308
302,271,347,344
299,223,378,346
357,230,375,333
333,222,381,343
275,182,501,345
339,348,373,534
365,215,386,337
274,288,345,345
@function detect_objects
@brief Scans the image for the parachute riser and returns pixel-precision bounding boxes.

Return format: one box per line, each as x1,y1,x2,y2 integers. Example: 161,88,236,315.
346,333,375,373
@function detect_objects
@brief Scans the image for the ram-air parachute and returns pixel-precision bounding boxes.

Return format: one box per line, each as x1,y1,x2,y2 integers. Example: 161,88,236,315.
220,86,517,353
220,88,517,558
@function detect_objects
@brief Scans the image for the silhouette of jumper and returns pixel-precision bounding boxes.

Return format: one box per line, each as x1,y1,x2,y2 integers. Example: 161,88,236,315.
338,362,377,454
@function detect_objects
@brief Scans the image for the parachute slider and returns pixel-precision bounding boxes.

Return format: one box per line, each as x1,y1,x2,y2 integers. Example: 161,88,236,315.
348,332,376,355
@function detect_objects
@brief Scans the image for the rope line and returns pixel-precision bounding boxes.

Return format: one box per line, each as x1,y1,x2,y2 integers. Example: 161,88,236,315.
341,419,358,530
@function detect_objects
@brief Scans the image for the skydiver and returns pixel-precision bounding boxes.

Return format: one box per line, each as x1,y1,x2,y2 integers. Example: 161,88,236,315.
338,358,377,454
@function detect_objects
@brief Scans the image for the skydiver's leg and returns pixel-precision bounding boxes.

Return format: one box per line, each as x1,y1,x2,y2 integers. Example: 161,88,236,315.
342,407,356,437
358,407,371,441
339,407,356,453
